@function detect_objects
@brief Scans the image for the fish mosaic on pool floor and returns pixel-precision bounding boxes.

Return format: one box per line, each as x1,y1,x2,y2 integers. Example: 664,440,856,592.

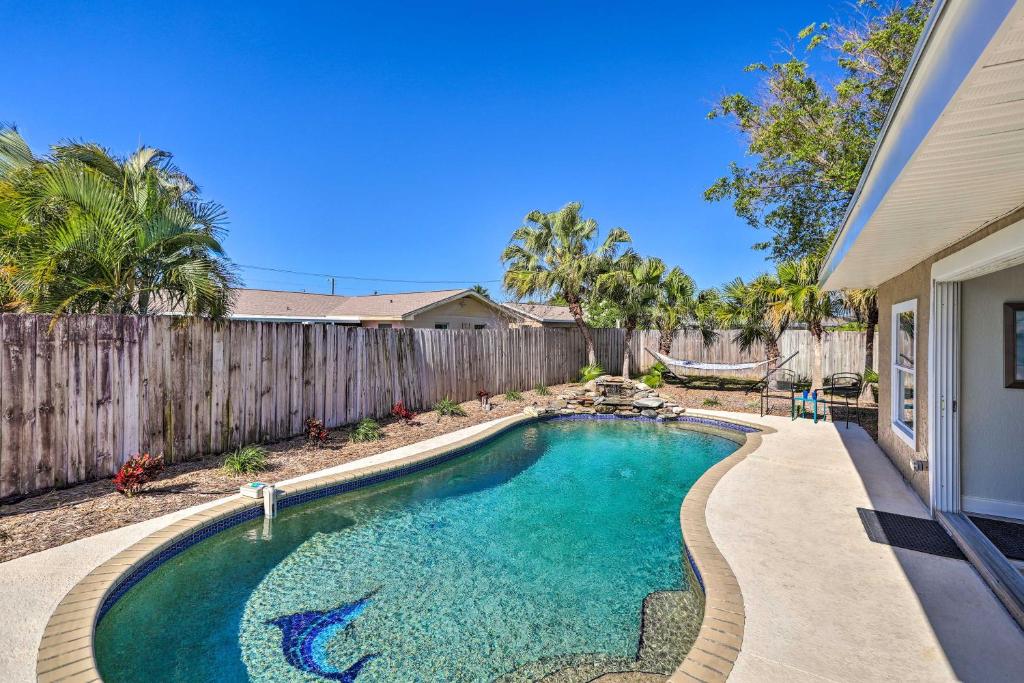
267,589,381,681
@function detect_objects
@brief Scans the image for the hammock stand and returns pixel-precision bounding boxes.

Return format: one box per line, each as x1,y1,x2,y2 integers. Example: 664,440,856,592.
645,349,799,413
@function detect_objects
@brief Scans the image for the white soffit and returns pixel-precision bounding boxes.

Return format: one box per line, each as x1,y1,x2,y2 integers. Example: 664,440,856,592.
822,0,1024,290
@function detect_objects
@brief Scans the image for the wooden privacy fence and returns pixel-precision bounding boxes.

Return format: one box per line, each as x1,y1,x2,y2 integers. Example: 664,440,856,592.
0,314,869,498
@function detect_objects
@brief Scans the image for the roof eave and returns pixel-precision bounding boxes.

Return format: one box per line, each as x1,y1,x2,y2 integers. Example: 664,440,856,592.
820,0,1018,290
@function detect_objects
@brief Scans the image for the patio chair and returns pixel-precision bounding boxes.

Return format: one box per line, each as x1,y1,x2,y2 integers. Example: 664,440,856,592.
824,372,862,428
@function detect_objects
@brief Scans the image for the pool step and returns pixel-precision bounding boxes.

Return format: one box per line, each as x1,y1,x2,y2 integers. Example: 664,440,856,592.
498,588,702,683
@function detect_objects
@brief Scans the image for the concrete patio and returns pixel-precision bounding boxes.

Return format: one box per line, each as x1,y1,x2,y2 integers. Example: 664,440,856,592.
2,412,1022,682
693,409,1024,682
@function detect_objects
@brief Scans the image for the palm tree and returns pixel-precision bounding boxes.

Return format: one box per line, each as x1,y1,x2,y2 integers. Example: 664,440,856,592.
842,287,878,378
501,202,630,364
596,252,665,378
470,284,490,299
651,268,717,355
760,256,839,390
714,274,788,365
0,126,237,317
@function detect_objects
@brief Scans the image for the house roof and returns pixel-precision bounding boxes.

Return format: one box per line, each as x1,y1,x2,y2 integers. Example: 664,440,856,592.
218,288,510,322
821,0,1024,290
502,303,576,323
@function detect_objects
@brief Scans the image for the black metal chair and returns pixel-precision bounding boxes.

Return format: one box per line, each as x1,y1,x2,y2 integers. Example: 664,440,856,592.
824,372,862,428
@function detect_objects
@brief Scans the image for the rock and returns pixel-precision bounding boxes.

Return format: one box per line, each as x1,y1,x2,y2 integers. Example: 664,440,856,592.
656,414,677,422
615,409,635,416
552,399,568,409
671,406,685,414
523,406,539,417
641,409,659,418
583,380,598,393
601,397,635,407
593,396,606,405
558,408,574,414
577,407,596,414
595,405,616,414
633,398,665,409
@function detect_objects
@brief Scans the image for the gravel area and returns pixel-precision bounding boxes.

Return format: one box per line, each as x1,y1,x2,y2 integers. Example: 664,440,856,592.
0,377,877,564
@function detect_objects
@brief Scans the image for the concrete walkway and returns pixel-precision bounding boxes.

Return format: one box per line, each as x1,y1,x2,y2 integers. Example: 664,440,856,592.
694,409,1024,683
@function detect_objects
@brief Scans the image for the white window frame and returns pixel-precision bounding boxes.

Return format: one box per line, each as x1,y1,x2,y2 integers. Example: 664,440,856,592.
892,298,917,446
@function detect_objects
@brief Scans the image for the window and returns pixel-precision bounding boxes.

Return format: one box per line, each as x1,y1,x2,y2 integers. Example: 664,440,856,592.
434,323,449,330
891,299,916,445
474,324,486,330
377,323,392,329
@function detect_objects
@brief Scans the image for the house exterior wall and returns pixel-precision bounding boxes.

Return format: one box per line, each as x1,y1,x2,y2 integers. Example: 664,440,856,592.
960,263,1024,517
404,297,512,329
876,206,1024,506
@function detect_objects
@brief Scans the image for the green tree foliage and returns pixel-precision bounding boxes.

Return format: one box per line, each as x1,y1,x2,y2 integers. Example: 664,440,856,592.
470,284,490,299
759,256,840,390
596,253,666,379
502,201,631,364
651,267,718,355
0,125,237,318
705,0,933,261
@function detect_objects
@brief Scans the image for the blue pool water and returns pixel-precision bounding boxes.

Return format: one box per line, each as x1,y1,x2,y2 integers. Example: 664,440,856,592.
94,419,739,682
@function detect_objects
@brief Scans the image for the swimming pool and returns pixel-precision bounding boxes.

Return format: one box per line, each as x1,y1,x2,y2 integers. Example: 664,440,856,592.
94,418,741,682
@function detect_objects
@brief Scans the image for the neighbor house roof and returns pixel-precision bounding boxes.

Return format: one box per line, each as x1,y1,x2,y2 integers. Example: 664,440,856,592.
820,0,1024,290
210,287,512,322
502,303,576,323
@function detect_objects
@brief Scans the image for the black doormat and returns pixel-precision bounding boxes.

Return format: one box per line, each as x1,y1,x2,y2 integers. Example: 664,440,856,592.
969,516,1024,562
857,508,965,560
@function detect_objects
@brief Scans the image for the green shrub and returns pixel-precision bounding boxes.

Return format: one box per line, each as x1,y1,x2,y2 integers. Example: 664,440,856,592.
701,396,722,408
434,397,467,417
223,445,268,476
863,368,879,384
504,390,523,401
534,384,551,396
639,362,667,388
351,418,383,442
578,363,604,383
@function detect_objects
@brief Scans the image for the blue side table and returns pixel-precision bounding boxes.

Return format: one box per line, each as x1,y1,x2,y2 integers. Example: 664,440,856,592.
791,389,826,423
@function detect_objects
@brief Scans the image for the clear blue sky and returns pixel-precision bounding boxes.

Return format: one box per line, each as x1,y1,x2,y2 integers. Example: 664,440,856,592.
6,1,836,296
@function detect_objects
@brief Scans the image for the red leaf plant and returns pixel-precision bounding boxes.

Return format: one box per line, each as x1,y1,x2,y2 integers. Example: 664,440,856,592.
113,453,164,497
391,401,419,424
305,417,329,445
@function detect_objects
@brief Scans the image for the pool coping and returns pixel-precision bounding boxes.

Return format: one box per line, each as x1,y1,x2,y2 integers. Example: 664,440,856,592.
669,420,772,683
35,412,767,683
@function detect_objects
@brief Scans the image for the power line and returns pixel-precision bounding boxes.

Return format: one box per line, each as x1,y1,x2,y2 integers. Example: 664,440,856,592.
236,263,502,285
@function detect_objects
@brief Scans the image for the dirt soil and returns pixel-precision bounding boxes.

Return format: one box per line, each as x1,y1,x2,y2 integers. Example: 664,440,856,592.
0,378,876,564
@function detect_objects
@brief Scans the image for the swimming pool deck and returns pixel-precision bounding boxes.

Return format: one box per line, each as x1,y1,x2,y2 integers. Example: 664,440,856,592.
2,411,1023,681
686,409,1024,683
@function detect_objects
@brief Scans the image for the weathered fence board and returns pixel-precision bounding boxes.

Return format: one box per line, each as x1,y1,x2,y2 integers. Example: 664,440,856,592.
0,314,871,498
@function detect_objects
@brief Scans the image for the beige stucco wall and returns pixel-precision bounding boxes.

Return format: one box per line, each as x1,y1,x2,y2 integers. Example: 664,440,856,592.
404,297,512,329
960,263,1024,514
876,205,1024,506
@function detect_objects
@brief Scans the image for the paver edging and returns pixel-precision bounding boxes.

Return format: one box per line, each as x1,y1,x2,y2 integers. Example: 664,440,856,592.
35,411,765,682
671,423,773,683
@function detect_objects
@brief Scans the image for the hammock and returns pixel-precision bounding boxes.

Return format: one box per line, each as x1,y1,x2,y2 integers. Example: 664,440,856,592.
646,349,771,373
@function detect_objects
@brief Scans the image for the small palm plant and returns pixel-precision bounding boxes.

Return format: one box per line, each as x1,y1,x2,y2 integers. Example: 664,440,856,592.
504,390,523,401
534,384,551,396
351,418,383,443
223,445,268,476
639,362,667,388
434,397,467,417
579,363,604,383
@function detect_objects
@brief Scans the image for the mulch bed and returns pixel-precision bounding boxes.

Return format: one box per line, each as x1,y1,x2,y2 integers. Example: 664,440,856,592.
0,387,569,563
0,378,877,564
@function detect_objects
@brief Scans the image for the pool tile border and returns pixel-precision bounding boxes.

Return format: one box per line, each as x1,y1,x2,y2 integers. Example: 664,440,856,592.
36,411,767,682
670,421,772,683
